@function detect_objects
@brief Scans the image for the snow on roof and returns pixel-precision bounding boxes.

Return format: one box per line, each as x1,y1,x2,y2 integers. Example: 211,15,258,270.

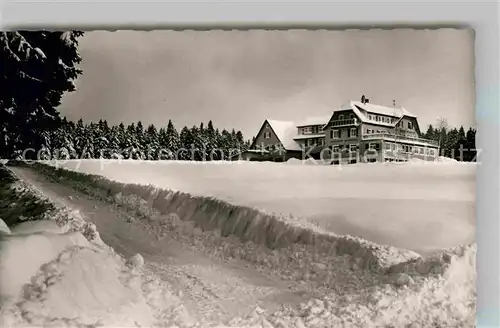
331,101,417,128
351,101,416,118
293,133,325,140
296,115,331,127
266,119,302,151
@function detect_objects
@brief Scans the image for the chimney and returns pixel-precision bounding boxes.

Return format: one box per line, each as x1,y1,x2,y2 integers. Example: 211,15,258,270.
393,100,396,107
361,95,366,104
365,98,369,104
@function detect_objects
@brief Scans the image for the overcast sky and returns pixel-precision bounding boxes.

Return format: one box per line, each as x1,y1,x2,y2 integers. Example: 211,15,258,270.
58,29,475,138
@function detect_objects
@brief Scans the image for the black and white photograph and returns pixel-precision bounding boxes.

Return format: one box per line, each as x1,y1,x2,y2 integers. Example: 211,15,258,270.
1,29,476,327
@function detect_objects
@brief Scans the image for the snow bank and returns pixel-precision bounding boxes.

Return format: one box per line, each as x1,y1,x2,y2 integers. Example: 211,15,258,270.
0,225,178,328
32,161,470,280
10,220,68,235
0,229,165,327
101,177,429,275
236,243,476,328
0,229,89,305
0,170,177,328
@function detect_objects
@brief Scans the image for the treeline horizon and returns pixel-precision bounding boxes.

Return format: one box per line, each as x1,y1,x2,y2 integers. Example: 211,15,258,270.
422,123,477,161
35,117,252,161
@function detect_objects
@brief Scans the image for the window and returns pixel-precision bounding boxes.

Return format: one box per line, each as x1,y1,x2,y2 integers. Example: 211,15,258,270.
385,143,392,150
333,145,339,153
319,138,325,146
429,149,435,156
264,131,271,139
349,144,358,152
408,122,413,129
302,126,312,134
349,114,354,119
369,143,376,150
339,114,344,120
332,129,340,139
350,128,357,137
419,147,424,154
366,129,371,134
409,146,413,153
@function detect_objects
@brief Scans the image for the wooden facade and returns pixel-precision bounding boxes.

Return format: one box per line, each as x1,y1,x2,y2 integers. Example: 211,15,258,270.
236,97,439,163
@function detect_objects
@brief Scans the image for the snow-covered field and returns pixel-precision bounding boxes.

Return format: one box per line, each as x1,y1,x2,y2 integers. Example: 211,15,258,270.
46,159,476,254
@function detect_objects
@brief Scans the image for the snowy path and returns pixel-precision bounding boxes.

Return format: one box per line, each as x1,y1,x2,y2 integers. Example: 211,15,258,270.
11,167,311,326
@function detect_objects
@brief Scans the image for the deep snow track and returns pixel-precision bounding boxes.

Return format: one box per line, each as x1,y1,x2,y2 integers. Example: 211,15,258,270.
11,167,311,326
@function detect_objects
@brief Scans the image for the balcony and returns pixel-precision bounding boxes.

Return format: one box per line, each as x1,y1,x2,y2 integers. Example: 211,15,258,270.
293,133,325,140
330,118,358,127
362,132,439,146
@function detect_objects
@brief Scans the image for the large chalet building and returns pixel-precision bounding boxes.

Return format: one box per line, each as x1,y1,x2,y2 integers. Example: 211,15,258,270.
237,96,439,163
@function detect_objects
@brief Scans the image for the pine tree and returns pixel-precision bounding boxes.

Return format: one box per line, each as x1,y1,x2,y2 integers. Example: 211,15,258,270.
212,128,223,160
453,126,467,161
157,127,168,160
436,118,448,156
190,125,204,161
219,129,232,160
1,31,84,159
124,123,137,159
465,127,477,162
113,122,127,158
73,119,89,159
444,128,459,159
163,120,180,160
424,125,436,141
134,121,145,159
235,131,245,148
204,120,219,160
51,117,75,159
94,120,109,158
145,124,159,160
179,126,194,160
229,129,239,158
108,125,121,158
